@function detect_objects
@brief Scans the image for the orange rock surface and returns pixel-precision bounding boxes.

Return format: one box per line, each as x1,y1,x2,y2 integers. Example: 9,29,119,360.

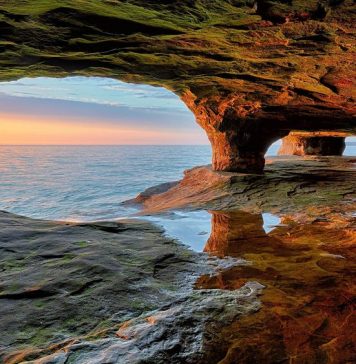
196,209,356,363
1,0,355,171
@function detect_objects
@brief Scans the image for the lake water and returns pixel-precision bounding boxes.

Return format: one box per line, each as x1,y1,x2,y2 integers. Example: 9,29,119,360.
0,145,211,221
0,143,354,222
143,210,281,251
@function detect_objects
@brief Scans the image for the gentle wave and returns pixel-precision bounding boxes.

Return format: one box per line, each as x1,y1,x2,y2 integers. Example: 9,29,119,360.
0,143,354,221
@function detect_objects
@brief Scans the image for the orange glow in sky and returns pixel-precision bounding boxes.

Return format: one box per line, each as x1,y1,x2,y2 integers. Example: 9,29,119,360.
0,77,209,145
0,114,202,145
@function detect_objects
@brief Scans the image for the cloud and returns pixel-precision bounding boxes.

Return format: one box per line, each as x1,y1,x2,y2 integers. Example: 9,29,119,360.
0,77,208,145
0,94,198,131
0,77,187,113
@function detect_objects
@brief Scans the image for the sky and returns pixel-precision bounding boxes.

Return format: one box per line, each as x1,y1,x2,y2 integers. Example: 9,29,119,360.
1,77,354,146
0,77,208,145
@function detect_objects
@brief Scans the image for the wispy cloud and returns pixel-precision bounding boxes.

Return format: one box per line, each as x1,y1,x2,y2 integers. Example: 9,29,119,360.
0,76,188,113
0,77,208,145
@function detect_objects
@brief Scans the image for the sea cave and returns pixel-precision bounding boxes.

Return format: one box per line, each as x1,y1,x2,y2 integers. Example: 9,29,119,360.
0,1,355,363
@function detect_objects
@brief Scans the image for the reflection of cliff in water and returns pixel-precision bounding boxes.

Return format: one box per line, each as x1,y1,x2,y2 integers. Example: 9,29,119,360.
204,210,279,258
197,210,356,363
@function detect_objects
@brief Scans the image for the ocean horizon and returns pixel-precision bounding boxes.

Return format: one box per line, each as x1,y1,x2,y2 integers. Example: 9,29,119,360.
1,143,355,222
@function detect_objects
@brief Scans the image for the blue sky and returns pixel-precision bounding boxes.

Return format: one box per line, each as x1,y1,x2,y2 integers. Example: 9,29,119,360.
0,77,208,145
0,77,187,111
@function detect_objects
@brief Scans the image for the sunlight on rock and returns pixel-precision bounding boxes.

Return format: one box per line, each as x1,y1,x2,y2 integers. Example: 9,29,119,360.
0,0,355,362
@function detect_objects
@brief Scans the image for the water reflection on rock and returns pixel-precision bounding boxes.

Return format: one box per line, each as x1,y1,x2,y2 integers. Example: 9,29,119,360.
197,209,356,363
2,208,354,363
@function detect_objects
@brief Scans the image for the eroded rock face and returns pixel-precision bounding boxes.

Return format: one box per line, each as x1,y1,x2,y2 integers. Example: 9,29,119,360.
182,91,289,172
134,156,356,214
279,133,346,156
0,0,355,171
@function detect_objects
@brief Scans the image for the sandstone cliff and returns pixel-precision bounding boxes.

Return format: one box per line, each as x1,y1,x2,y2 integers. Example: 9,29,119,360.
0,0,355,170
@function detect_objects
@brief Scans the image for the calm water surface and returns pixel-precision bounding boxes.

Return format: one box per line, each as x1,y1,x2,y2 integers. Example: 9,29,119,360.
0,143,354,222
143,210,281,251
0,145,211,221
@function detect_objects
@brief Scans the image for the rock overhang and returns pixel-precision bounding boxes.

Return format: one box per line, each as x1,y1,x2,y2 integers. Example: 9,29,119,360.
0,0,355,171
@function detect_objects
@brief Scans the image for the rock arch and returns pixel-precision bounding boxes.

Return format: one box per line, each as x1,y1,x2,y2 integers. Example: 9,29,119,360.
0,0,355,172
278,132,347,156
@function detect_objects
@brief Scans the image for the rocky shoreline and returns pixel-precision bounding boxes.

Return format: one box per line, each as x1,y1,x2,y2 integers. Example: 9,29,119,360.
0,0,355,361
133,156,356,214
0,211,263,364
1,156,355,363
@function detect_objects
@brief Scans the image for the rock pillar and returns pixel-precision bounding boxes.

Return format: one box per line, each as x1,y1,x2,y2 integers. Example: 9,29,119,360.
279,133,346,156
208,131,271,173
182,92,288,173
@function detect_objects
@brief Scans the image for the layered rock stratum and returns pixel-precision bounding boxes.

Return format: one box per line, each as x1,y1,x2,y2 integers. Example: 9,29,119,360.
134,156,356,214
0,0,355,171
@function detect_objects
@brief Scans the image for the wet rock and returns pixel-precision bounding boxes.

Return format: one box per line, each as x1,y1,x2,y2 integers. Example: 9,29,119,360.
130,181,179,204
22,282,263,364
135,156,356,214
0,211,260,364
0,212,200,361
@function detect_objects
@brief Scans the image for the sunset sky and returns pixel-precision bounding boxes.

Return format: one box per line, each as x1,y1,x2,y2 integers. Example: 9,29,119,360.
1,77,354,146
0,77,208,145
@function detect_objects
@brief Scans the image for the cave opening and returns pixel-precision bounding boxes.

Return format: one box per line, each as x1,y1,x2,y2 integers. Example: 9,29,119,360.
0,76,212,221
266,134,356,159
345,136,356,155
1,75,355,176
